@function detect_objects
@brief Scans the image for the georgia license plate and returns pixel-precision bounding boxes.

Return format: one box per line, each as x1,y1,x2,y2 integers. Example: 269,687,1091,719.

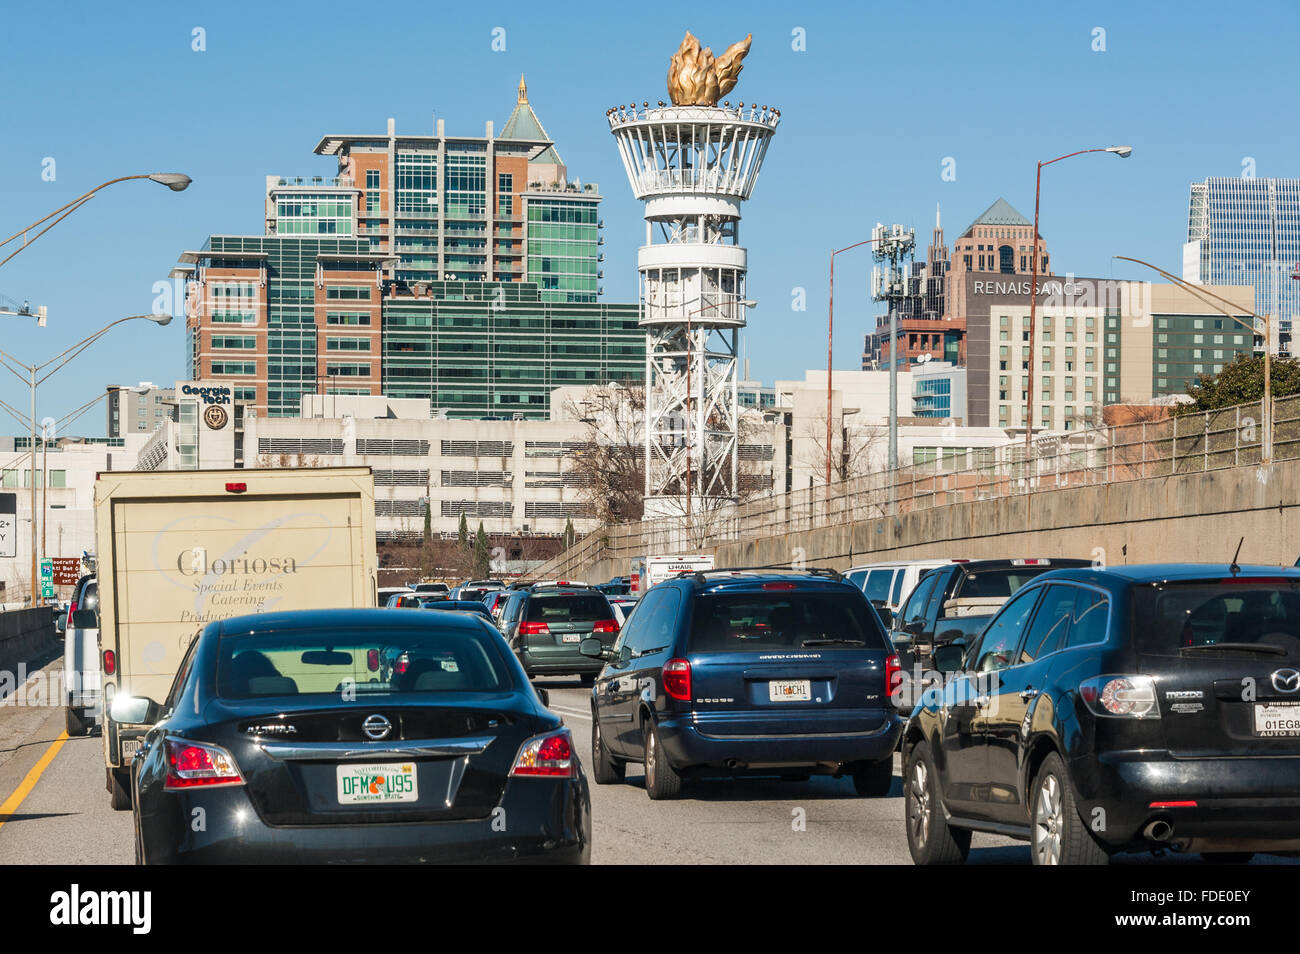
562,633,582,643
337,763,418,804
1253,702,1300,737
769,679,812,702
120,739,141,762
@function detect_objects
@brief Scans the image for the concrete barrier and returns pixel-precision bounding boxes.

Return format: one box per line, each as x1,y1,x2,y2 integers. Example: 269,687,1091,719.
0,606,57,680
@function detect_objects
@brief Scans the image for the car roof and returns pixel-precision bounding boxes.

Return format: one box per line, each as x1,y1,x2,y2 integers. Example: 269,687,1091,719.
845,559,961,572
214,607,493,636
1034,563,1300,586
673,570,853,593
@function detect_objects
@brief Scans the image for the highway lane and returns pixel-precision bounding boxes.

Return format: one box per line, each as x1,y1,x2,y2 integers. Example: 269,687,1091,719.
0,657,1293,865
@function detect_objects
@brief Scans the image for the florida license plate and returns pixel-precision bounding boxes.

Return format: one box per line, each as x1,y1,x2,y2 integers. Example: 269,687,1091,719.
1254,702,1300,737
337,762,418,804
769,679,812,702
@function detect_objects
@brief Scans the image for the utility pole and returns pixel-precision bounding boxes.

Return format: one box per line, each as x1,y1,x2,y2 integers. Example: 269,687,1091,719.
871,224,916,505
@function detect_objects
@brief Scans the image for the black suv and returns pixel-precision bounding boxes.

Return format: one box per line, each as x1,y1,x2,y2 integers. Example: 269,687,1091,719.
903,563,1300,865
583,568,902,799
498,584,619,684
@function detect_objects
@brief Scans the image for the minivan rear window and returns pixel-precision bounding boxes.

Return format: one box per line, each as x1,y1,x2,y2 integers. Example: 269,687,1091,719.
689,592,887,652
1134,580,1300,659
863,570,895,603
525,594,611,623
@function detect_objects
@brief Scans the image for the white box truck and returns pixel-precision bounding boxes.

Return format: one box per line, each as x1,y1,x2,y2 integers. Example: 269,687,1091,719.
92,467,377,809
630,554,715,596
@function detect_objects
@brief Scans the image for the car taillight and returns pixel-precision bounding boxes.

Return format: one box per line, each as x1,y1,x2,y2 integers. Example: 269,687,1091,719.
762,582,797,590
663,658,691,701
510,729,574,777
102,649,115,676
1079,675,1160,719
366,649,379,672
885,654,902,698
225,482,247,494
164,738,244,790
519,621,550,636
592,618,619,634
67,601,77,628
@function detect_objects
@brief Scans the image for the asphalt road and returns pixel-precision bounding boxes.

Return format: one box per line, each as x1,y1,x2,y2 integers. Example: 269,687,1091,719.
0,659,1293,865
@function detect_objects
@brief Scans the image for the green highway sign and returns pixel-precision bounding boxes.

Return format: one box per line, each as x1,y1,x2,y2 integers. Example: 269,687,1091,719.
40,558,53,582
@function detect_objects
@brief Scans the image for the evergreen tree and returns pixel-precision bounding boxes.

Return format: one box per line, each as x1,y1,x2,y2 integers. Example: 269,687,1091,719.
473,522,491,579
422,498,432,546
457,512,469,551
563,517,576,549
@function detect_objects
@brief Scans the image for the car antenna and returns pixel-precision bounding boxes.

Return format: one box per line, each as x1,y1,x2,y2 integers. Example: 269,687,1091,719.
1229,536,1244,577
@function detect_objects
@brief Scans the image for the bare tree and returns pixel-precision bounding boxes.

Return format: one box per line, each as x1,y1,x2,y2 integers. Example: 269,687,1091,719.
798,410,887,484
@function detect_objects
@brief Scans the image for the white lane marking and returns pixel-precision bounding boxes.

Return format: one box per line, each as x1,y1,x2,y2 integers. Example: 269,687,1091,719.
551,705,591,721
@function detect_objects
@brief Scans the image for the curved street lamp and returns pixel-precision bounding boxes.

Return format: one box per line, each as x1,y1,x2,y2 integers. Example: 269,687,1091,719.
0,174,192,269
0,313,172,605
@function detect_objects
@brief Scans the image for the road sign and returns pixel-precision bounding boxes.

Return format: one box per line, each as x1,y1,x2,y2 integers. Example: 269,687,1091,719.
52,558,80,586
41,583,55,599
40,558,52,581
0,493,14,559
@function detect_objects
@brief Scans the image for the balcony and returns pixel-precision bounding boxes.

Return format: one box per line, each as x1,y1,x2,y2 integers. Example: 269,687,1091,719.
273,175,355,189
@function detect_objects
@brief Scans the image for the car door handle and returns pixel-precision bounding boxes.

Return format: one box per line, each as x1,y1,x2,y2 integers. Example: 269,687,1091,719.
1019,688,1038,701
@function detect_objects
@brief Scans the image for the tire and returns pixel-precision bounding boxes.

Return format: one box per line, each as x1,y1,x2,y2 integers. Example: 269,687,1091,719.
1200,852,1254,865
590,715,625,785
853,756,895,796
1030,752,1108,865
905,742,970,865
643,720,682,800
65,706,87,737
108,768,132,812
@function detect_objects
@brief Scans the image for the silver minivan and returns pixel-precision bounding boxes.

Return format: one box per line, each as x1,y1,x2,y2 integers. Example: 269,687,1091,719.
844,559,966,625
64,574,100,736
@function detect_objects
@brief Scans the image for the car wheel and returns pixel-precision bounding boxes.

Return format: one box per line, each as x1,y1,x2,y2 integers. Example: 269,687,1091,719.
853,756,895,796
1031,753,1108,866
590,716,625,785
905,742,970,865
643,721,682,800
108,768,132,811
65,706,86,737
1200,852,1254,864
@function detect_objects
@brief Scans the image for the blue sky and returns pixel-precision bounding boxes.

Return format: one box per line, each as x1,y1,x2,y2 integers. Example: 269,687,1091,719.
2,0,1297,436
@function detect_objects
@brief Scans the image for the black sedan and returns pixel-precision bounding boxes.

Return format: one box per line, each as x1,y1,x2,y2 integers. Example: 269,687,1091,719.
126,608,590,864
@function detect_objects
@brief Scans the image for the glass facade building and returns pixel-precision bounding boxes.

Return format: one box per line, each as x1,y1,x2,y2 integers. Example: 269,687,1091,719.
1185,177,1300,352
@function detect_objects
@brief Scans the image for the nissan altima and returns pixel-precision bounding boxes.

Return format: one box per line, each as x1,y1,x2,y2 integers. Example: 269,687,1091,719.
126,608,590,864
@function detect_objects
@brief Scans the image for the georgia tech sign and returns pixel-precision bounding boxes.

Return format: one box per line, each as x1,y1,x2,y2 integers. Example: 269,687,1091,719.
181,384,232,405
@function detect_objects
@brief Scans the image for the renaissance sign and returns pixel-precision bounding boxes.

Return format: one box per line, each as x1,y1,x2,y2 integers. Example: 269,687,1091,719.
970,275,1151,314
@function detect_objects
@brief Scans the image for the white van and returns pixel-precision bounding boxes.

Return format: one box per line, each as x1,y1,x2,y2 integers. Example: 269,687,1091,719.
63,573,100,736
844,559,967,623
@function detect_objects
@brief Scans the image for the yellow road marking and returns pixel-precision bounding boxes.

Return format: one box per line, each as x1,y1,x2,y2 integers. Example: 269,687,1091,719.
0,731,70,833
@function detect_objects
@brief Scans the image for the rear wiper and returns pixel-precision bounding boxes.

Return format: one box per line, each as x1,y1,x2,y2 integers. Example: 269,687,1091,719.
801,638,866,647
1180,642,1288,656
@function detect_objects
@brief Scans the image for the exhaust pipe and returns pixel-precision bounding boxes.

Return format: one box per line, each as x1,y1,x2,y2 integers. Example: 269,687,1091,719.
1144,819,1173,842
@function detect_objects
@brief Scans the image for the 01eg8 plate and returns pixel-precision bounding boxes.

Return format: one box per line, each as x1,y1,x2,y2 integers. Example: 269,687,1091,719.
1254,701,1300,737
337,762,418,804
769,679,812,702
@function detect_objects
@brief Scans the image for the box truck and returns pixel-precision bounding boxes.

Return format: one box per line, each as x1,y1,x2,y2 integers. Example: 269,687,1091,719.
629,554,715,596
90,468,377,809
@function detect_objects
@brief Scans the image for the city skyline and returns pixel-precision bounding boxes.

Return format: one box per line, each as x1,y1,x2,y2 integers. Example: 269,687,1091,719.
2,0,1298,436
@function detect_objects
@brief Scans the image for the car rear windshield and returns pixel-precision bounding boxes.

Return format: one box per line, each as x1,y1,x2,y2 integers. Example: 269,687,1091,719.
1133,580,1300,658
216,625,512,699
525,593,611,623
955,566,1060,599
689,591,888,652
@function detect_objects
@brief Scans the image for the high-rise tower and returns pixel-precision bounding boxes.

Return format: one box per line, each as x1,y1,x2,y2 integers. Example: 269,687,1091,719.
607,33,779,519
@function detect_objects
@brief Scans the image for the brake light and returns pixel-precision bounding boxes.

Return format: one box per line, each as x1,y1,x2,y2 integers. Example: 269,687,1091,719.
225,482,247,494
762,581,797,590
519,621,550,636
885,654,902,699
164,738,244,790
395,654,409,676
1079,675,1160,719
592,618,619,634
67,601,77,629
510,728,574,777
103,649,115,676
366,649,379,672
1149,800,1198,809
1012,559,1047,566
663,658,691,701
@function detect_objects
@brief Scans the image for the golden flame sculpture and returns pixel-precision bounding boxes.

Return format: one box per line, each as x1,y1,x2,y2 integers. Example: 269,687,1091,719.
667,32,752,106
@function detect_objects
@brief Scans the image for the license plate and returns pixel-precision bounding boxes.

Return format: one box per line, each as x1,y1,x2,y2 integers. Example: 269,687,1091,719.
1253,702,1300,737
769,679,812,702
562,633,581,643
336,762,419,804
120,739,141,761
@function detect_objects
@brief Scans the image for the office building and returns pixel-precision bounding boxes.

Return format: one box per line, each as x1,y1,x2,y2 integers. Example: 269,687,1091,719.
1184,176,1300,353
911,360,966,421
106,383,175,437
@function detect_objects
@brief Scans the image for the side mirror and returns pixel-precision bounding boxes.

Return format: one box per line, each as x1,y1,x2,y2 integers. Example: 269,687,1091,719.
579,637,604,659
904,619,925,636
71,609,98,629
109,694,163,726
871,601,894,628
933,644,966,673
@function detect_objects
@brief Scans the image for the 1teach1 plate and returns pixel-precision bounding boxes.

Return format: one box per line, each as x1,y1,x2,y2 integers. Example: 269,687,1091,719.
337,762,419,804
769,679,812,702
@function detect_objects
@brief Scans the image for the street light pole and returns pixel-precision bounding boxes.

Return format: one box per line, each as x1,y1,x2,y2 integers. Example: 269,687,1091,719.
828,239,879,488
1025,146,1131,467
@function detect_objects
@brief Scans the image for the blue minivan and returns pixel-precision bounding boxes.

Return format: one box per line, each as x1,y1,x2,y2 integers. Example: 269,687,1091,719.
582,568,902,799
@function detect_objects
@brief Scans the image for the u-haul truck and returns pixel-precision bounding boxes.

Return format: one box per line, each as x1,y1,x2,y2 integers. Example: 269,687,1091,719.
630,554,715,596
93,467,377,809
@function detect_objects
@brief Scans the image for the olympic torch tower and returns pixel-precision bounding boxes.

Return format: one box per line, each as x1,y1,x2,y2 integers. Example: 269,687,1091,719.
607,32,779,522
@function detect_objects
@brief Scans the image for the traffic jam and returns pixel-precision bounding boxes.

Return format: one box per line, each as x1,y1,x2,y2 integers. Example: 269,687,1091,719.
30,469,1300,876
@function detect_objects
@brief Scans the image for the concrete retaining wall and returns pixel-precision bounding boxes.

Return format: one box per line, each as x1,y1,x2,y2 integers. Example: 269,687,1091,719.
572,460,1300,580
0,607,56,680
